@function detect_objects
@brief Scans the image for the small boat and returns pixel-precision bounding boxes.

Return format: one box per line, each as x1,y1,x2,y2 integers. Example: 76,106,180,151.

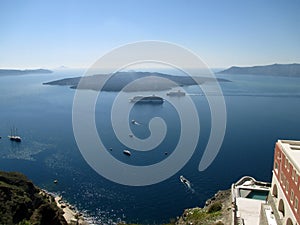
54,179,58,184
9,136,21,142
8,127,22,142
129,95,164,104
123,150,131,156
129,134,133,138
131,119,141,125
180,175,191,188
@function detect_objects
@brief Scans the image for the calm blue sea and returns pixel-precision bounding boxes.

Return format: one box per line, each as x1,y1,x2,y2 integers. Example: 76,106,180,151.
0,69,300,224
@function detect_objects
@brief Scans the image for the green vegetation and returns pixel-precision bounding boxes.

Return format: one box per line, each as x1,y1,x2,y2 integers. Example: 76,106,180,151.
213,221,224,225
119,193,227,225
175,190,230,225
0,171,66,225
119,218,177,225
118,224,144,225
118,190,230,225
207,201,222,214
18,220,32,225
182,207,221,222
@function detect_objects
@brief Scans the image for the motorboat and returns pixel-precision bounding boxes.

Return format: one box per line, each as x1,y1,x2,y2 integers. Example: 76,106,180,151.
123,150,131,156
180,175,191,188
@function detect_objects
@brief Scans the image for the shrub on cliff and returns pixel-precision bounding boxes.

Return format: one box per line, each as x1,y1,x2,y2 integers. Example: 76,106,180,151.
0,171,67,225
207,201,222,214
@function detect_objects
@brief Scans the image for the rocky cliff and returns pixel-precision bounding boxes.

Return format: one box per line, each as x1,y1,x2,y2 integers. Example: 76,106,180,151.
175,189,232,225
0,171,67,225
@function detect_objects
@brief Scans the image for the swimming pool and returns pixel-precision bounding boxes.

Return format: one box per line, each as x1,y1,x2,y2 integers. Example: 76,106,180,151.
245,190,269,200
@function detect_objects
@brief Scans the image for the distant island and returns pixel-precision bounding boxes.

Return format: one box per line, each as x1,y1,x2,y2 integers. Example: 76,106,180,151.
218,63,300,77
43,71,230,92
0,69,53,76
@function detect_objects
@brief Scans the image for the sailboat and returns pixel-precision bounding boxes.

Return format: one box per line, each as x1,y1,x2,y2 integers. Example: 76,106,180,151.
8,127,22,142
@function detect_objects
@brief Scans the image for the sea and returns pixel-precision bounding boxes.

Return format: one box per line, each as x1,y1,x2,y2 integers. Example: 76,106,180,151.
0,68,300,224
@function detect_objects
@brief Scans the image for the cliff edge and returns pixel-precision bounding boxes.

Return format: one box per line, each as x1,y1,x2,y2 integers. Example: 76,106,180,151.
175,189,231,225
0,171,67,225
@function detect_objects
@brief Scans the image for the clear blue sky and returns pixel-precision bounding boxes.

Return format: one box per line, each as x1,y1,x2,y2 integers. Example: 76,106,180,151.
0,0,299,69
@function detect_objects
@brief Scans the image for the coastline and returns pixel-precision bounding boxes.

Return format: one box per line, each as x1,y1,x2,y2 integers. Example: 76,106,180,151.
175,189,232,225
48,188,232,225
40,189,89,225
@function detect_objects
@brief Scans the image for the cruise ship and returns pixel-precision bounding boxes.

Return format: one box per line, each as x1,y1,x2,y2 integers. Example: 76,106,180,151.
129,95,164,104
166,90,186,97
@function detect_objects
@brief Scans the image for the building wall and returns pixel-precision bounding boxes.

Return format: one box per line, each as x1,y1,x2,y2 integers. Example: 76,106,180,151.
272,174,297,225
272,142,300,225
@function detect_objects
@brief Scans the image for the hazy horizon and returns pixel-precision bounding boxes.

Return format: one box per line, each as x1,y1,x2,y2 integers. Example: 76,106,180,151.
1,0,299,69
1,63,300,72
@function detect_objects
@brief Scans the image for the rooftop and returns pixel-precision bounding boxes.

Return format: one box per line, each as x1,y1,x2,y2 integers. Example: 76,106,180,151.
236,198,264,224
232,176,271,225
278,140,300,173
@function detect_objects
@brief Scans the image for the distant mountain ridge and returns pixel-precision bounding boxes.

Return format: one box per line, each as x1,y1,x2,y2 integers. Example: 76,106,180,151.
218,63,300,77
0,69,52,76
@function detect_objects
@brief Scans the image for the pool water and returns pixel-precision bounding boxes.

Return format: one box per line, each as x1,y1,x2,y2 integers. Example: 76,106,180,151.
246,190,269,200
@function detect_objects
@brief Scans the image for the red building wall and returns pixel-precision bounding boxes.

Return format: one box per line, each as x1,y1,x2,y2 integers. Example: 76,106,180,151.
273,142,300,224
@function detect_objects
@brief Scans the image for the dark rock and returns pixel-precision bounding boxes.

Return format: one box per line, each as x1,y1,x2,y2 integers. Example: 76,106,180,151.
0,171,67,225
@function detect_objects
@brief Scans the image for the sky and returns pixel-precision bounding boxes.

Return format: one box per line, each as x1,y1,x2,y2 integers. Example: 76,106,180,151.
0,0,299,69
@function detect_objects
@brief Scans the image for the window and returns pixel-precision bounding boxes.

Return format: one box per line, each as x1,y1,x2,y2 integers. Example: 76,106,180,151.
286,181,289,193
295,173,298,185
277,151,281,160
295,197,298,212
285,158,288,168
292,169,295,180
283,175,286,188
275,162,278,172
287,161,290,172
290,189,294,203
